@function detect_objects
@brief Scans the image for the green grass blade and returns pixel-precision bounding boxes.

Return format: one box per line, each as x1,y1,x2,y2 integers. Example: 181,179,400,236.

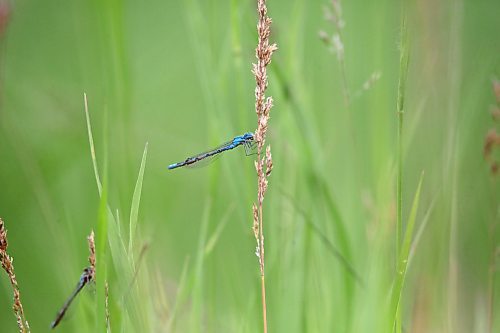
84,93,102,196
128,142,149,255
408,193,438,264
390,172,424,330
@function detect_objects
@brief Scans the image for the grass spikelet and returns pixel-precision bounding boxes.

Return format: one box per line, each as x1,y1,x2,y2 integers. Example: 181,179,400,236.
87,230,96,280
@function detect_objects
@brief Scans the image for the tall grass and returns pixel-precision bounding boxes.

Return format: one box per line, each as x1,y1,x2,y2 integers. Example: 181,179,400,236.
0,0,498,332
84,94,150,332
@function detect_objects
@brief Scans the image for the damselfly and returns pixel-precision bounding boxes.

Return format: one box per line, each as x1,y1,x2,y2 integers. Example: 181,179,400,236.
50,267,93,329
168,132,255,170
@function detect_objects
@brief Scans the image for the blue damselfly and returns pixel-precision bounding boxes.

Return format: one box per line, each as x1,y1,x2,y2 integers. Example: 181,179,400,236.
168,132,255,170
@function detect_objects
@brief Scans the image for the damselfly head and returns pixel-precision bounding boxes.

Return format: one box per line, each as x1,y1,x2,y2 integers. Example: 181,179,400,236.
243,132,254,141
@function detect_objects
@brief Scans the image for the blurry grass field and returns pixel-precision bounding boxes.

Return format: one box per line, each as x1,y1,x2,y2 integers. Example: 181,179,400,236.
0,0,499,332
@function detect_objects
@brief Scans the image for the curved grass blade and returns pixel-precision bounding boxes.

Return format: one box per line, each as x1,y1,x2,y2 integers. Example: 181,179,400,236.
390,172,424,331
84,93,102,195
129,142,148,255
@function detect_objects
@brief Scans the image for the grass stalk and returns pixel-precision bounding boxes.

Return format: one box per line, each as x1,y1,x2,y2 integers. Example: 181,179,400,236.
251,1,277,332
395,12,410,333
259,201,268,332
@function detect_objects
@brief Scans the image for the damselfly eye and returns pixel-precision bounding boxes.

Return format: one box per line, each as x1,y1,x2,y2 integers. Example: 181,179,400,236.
245,133,254,140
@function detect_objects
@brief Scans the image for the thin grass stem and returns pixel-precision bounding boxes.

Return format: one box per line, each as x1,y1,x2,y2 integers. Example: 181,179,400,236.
395,11,410,333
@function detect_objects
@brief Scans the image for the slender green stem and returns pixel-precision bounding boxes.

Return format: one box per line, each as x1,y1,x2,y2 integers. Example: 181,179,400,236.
396,113,403,261
395,11,409,333
395,106,403,333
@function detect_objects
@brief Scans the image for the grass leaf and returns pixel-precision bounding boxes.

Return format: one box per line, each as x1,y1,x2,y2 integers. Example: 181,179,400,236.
391,171,424,330
84,93,102,196
129,142,149,255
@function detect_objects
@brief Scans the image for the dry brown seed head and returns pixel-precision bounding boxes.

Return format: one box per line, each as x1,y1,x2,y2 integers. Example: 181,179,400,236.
0,218,7,251
87,230,96,268
86,231,96,282
252,204,259,239
265,146,273,177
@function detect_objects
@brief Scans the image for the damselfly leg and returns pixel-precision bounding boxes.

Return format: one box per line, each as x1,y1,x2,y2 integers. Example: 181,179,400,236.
244,140,258,156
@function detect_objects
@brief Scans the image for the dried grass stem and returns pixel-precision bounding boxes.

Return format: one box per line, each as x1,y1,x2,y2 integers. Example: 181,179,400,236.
251,1,277,333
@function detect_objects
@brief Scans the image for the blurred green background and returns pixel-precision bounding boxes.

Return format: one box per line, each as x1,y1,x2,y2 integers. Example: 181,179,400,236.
0,0,499,332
